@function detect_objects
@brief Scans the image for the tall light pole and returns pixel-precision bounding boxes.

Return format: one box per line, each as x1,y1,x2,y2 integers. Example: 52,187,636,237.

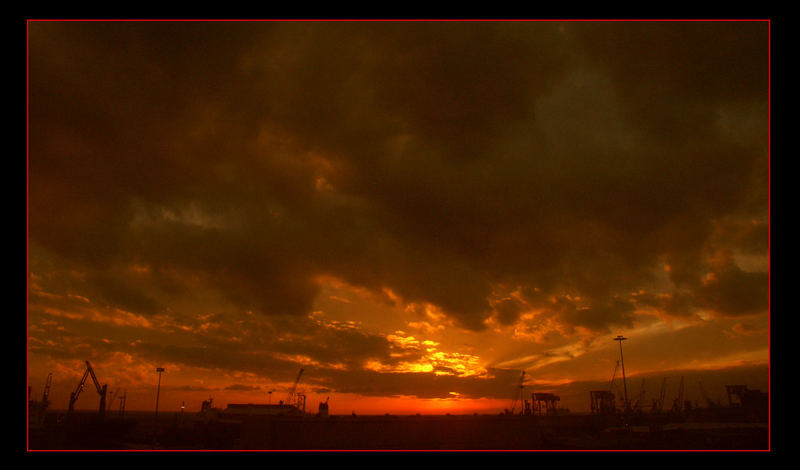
155,367,165,418
613,336,629,414
154,367,165,447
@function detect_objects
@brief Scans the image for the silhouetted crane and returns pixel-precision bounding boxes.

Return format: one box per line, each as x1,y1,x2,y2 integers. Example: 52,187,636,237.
318,396,330,417
68,360,108,418
42,372,52,405
651,377,667,413
671,376,685,415
107,387,121,412
118,389,127,416
633,378,646,412
286,368,304,407
29,372,53,425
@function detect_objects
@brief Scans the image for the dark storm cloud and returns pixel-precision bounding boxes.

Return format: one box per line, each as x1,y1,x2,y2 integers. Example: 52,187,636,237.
85,273,160,315
571,22,769,127
562,298,637,332
633,290,699,319
492,296,527,326
696,259,769,317
29,21,769,333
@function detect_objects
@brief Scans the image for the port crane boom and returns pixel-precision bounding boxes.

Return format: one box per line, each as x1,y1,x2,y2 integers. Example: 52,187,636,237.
671,376,685,414
286,367,304,406
29,372,53,425
42,372,52,404
651,377,667,413
633,378,646,412
68,360,108,417
107,387,121,412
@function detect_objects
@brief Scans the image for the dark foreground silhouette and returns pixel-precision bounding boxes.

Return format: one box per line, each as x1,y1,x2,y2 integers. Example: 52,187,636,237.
28,409,768,451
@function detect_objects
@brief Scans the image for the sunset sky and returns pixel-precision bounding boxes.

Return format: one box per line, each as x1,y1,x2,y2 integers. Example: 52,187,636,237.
27,20,769,416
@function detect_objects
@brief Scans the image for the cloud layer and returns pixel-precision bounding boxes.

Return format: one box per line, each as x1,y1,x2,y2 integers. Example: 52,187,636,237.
28,21,769,410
